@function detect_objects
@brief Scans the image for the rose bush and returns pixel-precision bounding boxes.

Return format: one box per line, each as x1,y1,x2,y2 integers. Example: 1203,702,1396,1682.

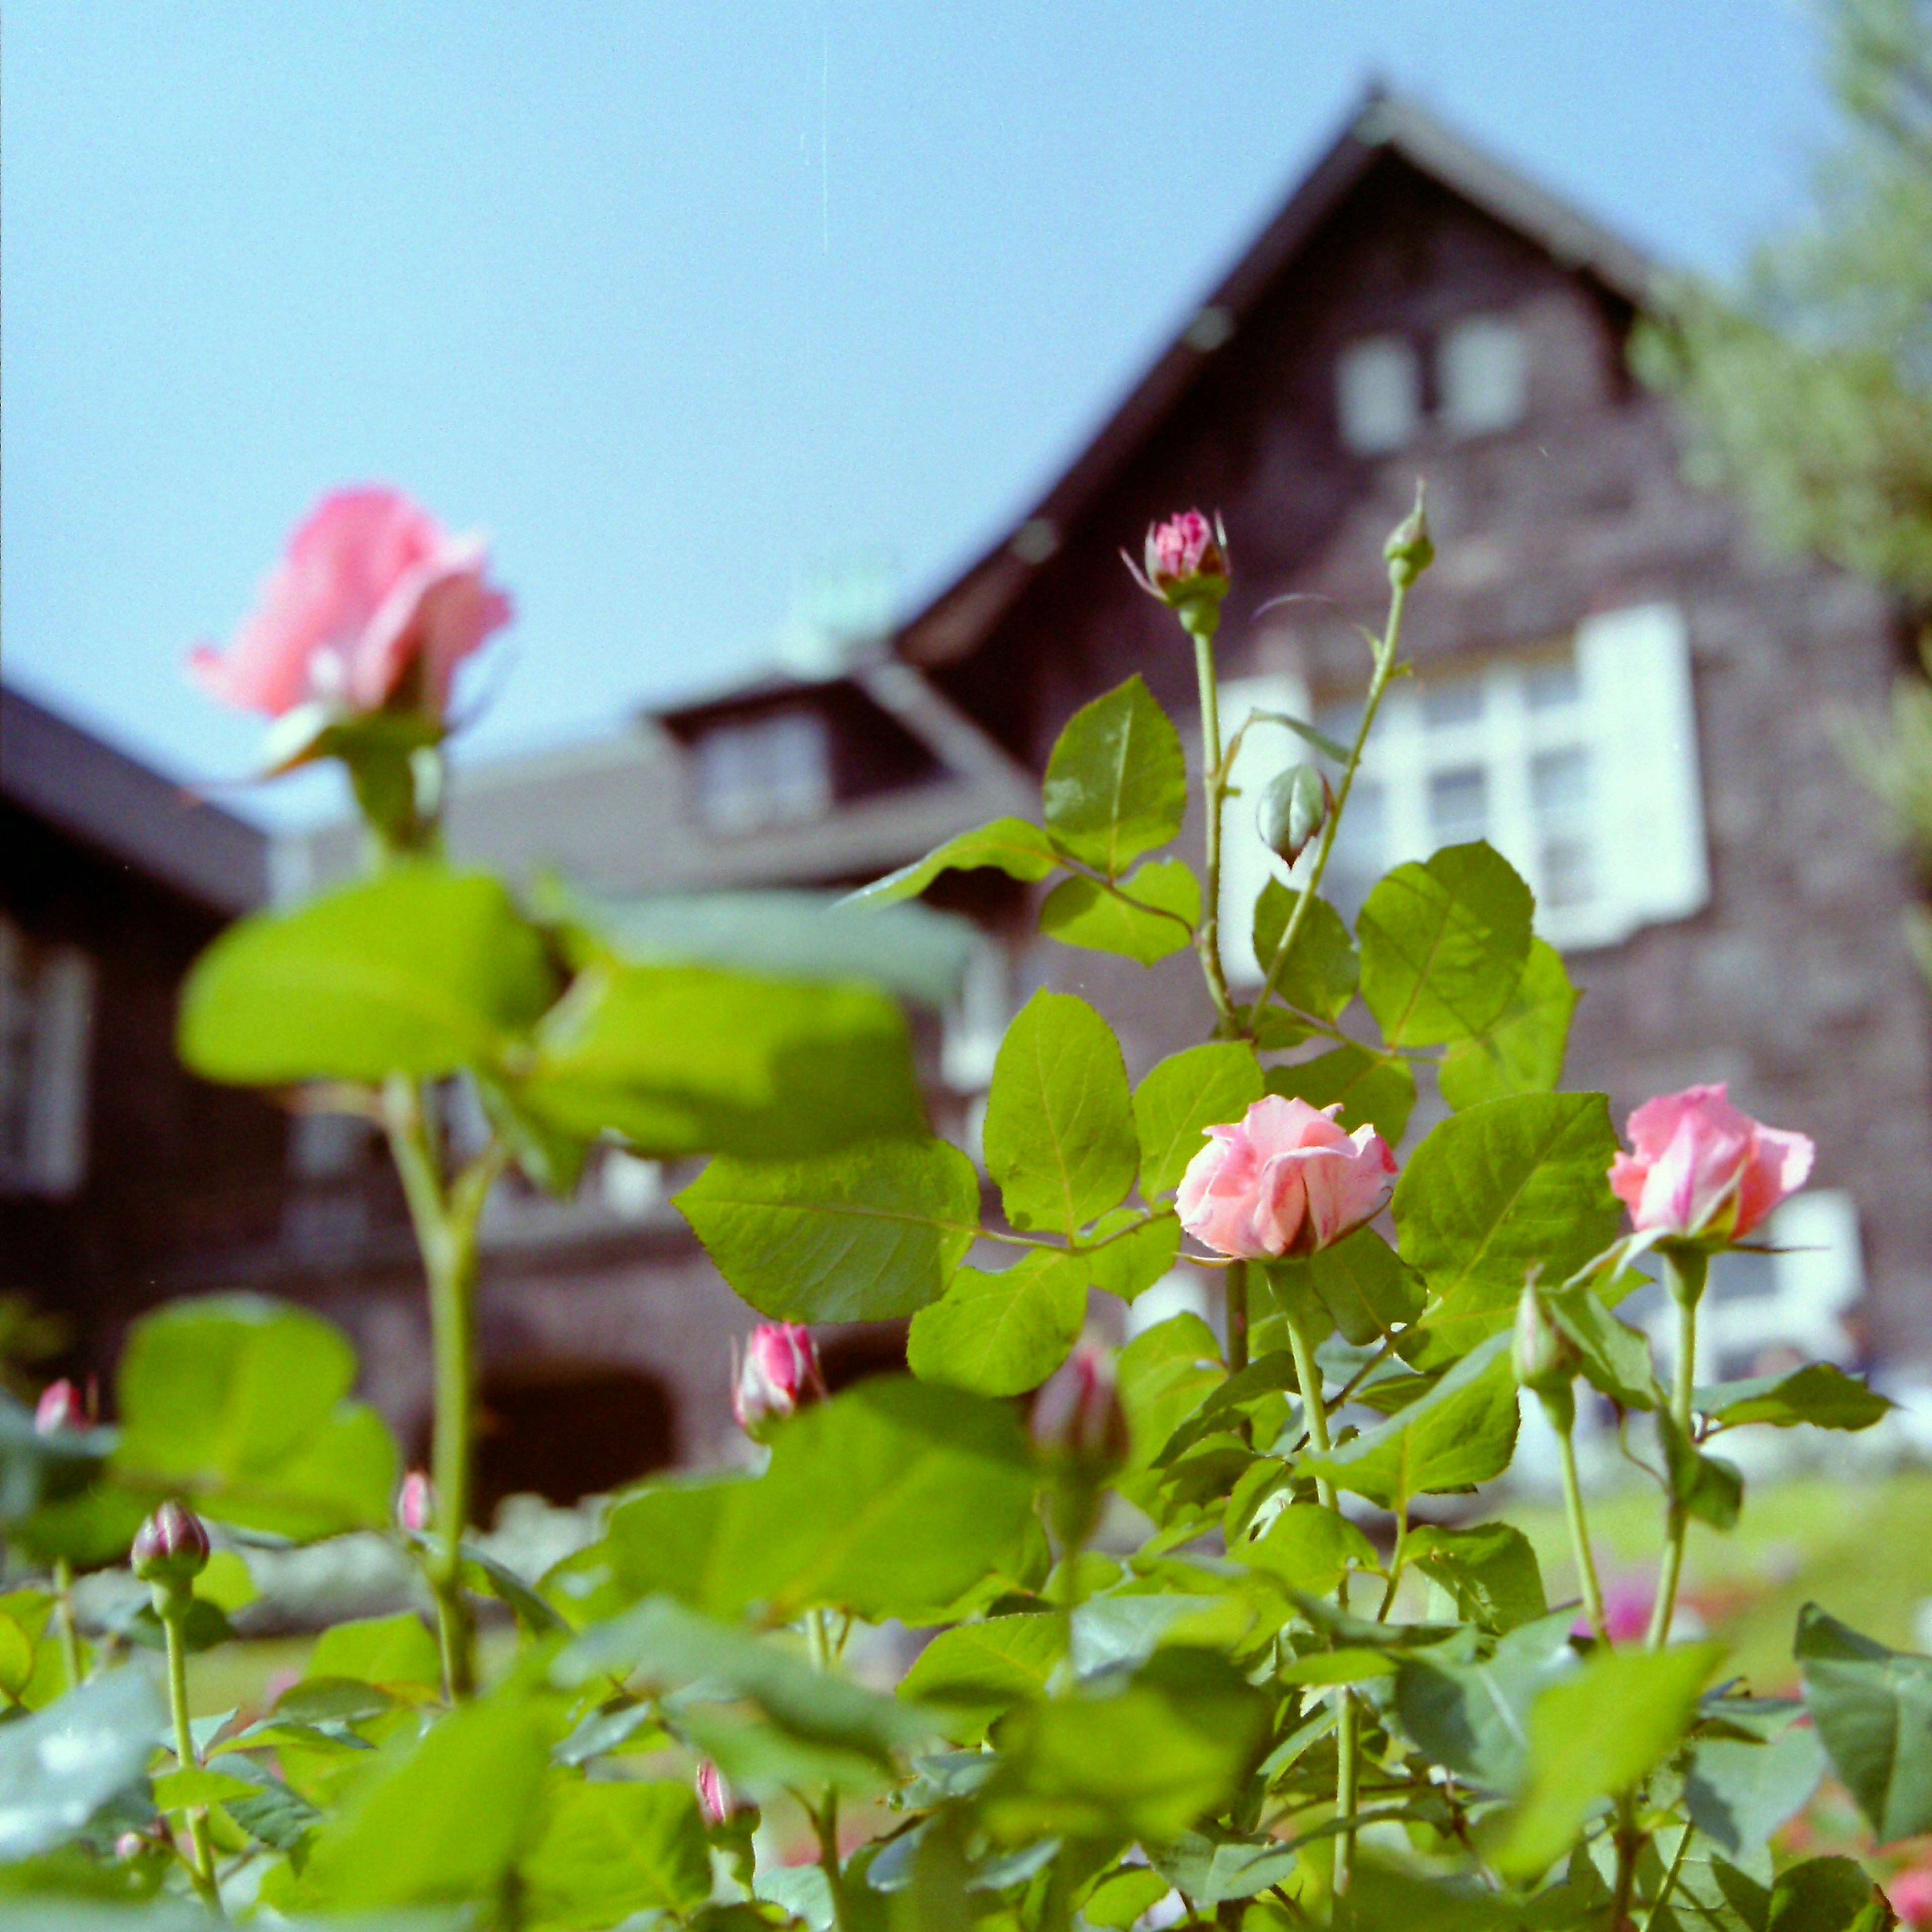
0,487,1920,1932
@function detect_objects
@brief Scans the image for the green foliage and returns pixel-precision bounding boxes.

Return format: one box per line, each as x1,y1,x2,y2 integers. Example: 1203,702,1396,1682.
1437,938,1577,1109
842,817,1063,906
908,1250,1087,1396
1268,1044,1417,1144
1041,674,1188,877
675,1136,980,1322
1134,1042,1265,1196
1038,859,1199,963
1796,1602,1932,1843
520,959,927,1157
983,990,1139,1235
1253,882,1360,1019
179,863,557,1083
522,1780,714,1925
113,1295,398,1539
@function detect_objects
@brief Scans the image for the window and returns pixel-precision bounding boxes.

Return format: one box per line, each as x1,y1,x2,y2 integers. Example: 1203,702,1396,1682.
1336,336,1421,455
1308,603,1707,949
1438,314,1528,437
0,916,95,1198
693,709,832,834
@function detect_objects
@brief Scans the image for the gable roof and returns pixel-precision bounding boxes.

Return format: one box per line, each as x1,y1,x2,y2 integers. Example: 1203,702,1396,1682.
894,89,1658,672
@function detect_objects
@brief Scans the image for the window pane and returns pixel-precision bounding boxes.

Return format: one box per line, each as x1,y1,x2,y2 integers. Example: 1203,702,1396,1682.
1524,649,1581,711
1438,315,1528,437
1428,766,1487,846
1421,675,1485,728
1336,337,1421,455
1325,778,1385,919
1315,697,1363,746
1533,747,1592,908
1532,746,1590,817
1540,837,1593,908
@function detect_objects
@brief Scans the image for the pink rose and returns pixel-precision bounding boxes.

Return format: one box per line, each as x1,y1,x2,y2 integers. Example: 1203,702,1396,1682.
1889,1863,1932,1928
1125,508,1231,615
395,1470,435,1535
189,486,513,720
1177,1095,1397,1260
695,1759,748,1826
732,1322,827,1441
1609,1084,1813,1242
34,1378,85,1433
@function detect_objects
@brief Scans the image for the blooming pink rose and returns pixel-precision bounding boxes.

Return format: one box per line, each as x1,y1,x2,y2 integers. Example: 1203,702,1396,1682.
1177,1095,1397,1260
189,486,513,720
1608,1084,1814,1242
34,1378,85,1433
396,1470,435,1535
1889,1863,1932,1928
733,1322,827,1440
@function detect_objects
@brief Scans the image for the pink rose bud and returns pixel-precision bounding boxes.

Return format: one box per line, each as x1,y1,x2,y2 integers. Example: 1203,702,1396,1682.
114,1831,148,1861
396,1470,435,1534
1608,1084,1814,1243
1030,1341,1131,1473
34,1378,86,1434
732,1322,827,1442
1511,1281,1578,1399
1177,1095,1397,1260
1889,1863,1932,1929
131,1499,211,1588
1125,509,1231,631
188,486,513,722
695,1759,748,1826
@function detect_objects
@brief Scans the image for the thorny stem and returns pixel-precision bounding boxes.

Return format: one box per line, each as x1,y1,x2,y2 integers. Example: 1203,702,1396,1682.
52,1556,84,1692
1189,619,1240,1034
161,1594,222,1914
1555,1410,1611,1645
1282,1308,1359,1897
1646,1250,1708,1652
1249,578,1409,1027
384,1075,503,1701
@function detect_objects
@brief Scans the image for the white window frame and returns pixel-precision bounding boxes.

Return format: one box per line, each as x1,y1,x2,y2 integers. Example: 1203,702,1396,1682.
1437,313,1529,438
693,708,833,836
1312,603,1707,953
1336,335,1422,456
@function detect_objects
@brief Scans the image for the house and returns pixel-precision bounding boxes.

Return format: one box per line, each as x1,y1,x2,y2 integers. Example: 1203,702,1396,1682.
67,89,1927,1508
1,685,287,1370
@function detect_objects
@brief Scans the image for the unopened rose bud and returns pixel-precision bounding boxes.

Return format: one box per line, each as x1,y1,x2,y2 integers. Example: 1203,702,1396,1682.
733,1322,827,1443
1125,509,1231,637
1383,485,1434,590
396,1470,435,1534
695,1759,751,1827
131,1499,210,1591
1513,1281,1580,1433
34,1379,86,1434
114,1831,148,1861
1257,762,1332,867
1030,1342,1130,1476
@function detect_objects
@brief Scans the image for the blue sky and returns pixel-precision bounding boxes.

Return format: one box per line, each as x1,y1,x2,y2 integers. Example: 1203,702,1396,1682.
4,3,1828,828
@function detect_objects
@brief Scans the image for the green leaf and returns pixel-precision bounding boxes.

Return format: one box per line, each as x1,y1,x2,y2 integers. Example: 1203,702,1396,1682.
0,1615,34,1702
296,1686,555,1909
111,1294,398,1539
1357,842,1534,1047
1766,1856,1896,1932
1268,1227,1423,1348
1545,1284,1660,1411
1228,1501,1379,1596
1148,1828,1299,1905
523,1780,713,1925
1684,1724,1827,1866
554,1594,930,1790
984,990,1139,1235
0,1669,163,1860
1698,1364,1891,1433
1394,1093,1623,1369
1042,675,1189,876
1251,883,1359,1020
1039,860,1198,965
1496,1642,1724,1877
591,1379,1037,1625
520,960,925,1159
897,1615,1063,1744
179,863,556,1083
908,1250,1088,1397
1082,1210,1182,1302
1404,1522,1548,1633
1134,1042,1265,1197
1795,1602,1932,1844
1117,1315,1225,1474
1438,939,1578,1109
1265,1046,1416,1145
983,1648,1268,1842
305,1613,442,1691
152,1766,259,1810
1084,1867,1172,1928
1661,1410,1745,1531
1301,1332,1519,1510
676,1136,980,1323
843,817,1063,907
1395,1613,1581,1794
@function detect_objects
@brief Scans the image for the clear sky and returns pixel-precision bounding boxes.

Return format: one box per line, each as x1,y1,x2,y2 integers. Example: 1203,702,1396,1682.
4,2,1829,829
